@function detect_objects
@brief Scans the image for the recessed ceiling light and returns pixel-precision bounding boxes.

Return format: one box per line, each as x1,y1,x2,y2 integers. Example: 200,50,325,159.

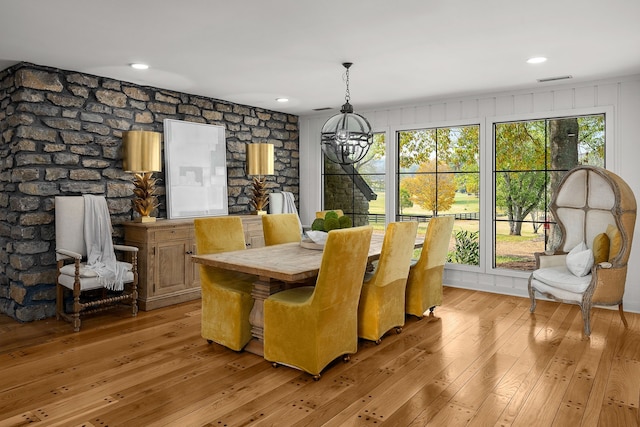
276,98,289,103
130,63,149,70
526,57,547,64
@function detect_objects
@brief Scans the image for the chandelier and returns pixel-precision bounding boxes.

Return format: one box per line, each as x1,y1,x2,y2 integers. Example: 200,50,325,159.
321,62,373,165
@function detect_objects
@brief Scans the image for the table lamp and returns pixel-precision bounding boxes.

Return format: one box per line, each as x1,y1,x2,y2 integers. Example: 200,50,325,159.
246,143,274,215
122,130,162,222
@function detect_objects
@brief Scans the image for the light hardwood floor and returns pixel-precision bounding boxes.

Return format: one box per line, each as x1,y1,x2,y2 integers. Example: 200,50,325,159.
1,287,639,426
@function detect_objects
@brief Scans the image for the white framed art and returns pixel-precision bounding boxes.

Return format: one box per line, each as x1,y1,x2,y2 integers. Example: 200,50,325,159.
163,119,228,219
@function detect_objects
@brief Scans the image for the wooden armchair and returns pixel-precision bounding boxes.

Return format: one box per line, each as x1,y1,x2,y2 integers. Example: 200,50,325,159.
55,196,138,332
528,166,636,336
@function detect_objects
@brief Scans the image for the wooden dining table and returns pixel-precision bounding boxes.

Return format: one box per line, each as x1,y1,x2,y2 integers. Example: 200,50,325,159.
192,232,423,355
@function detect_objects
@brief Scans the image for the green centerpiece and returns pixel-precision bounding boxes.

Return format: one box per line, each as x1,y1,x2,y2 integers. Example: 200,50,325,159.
311,210,352,232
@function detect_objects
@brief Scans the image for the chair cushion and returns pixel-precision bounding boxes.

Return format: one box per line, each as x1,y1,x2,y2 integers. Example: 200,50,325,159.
60,262,133,278
565,242,593,277
58,262,134,291
592,233,610,264
606,224,622,261
532,266,592,293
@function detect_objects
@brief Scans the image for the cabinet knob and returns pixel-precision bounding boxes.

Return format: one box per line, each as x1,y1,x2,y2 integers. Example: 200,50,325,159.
186,250,193,255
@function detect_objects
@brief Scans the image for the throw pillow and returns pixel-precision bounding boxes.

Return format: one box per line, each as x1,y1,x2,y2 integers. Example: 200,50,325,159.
592,233,610,264
566,242,594,277
606,224,622,262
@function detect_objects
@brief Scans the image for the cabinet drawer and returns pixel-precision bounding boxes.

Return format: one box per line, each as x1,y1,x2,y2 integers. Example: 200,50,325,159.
155,228,191,241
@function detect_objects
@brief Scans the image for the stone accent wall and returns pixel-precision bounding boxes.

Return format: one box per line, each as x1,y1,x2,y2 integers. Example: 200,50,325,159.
323,161,370,227
0,62,299,322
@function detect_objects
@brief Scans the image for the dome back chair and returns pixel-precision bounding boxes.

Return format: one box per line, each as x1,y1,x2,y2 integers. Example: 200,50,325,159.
528,165,636,336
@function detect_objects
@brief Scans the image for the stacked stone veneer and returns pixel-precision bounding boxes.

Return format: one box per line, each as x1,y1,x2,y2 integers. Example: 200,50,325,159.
0,62,299,322
323,161,370,227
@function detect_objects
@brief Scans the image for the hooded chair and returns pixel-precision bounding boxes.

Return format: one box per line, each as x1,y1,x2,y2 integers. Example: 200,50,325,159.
262,213,302,246
264,226,373,380
529,165,636,336
194,216,255,351
405,216,455,318
358,221,418,343
55,196,138,332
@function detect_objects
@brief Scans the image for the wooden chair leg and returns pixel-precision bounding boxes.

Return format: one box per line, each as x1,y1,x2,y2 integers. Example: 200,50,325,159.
56,283,64,320
581,305,591,337
528,281,537,313
619,303,629,328
72,284,82,332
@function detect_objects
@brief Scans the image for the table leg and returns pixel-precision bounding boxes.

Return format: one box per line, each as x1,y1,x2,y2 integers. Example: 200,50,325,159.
245,276,283,356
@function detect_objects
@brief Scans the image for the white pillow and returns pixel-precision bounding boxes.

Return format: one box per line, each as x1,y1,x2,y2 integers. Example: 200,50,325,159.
566,242,594,277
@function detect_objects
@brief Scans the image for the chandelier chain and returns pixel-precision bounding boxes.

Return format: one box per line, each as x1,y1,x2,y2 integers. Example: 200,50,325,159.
344,67,350,103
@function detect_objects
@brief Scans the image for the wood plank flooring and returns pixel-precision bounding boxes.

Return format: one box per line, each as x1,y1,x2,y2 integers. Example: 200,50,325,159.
1,287,639,426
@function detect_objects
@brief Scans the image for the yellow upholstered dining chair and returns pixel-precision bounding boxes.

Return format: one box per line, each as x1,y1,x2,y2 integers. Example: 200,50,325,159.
529,165,636,336
263,226,373,380
262,213,302,246
316,209,344,218
194,216,255,351
55,195,139,332
405,216,455,318
358,221,418,343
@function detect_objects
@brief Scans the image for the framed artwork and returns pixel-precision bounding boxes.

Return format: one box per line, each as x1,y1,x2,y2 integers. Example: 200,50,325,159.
163,119,228,219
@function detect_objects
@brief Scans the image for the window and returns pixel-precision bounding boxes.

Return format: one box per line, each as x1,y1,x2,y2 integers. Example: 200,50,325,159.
322,132,386,229
493,114,605,271
397,125,480,265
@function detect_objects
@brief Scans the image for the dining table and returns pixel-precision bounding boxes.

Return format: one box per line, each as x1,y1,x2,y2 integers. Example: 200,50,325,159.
192,232,423,355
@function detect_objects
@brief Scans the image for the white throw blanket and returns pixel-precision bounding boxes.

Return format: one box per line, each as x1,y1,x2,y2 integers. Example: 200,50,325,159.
83,195,128,291
281,191,303,235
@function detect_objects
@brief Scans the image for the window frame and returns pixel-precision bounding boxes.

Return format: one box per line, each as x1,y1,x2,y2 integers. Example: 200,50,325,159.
392,120,482,271
486,106,614,277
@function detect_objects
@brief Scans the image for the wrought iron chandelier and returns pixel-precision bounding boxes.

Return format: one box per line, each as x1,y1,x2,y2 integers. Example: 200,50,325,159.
321,62,373,165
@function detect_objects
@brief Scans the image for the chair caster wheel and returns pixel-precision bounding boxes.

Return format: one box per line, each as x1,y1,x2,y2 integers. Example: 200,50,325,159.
272,362,279,368
206,339,213,344
395,327,403,334
375,339,382,345
343,354,351,363
313,375,321,381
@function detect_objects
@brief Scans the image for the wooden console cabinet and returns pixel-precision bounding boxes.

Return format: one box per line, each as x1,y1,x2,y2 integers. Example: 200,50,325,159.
124,215,264,311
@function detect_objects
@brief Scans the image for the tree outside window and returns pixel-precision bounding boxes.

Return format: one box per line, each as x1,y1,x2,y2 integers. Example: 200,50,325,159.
494,114,605,271
398,125,480,265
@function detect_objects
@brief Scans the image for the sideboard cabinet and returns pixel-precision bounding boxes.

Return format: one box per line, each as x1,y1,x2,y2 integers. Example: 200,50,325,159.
124,215,264,310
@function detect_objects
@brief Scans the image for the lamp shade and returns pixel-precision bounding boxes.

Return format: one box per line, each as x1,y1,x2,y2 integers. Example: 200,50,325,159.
122,130,162,172
246,143,274,176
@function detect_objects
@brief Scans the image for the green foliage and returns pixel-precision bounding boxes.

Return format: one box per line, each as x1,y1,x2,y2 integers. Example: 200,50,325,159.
324,217,340,231
316,211,352,230
399,187,413,211
324,210,339,220
338,215,352,228
447,230,479,265
495,121,547,235
311,218,325,231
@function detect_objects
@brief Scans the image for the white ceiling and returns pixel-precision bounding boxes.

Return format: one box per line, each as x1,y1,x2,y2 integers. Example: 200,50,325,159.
1,0,639,116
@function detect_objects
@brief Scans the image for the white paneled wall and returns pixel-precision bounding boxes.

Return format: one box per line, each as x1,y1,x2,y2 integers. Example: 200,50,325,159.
300,75,640,312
